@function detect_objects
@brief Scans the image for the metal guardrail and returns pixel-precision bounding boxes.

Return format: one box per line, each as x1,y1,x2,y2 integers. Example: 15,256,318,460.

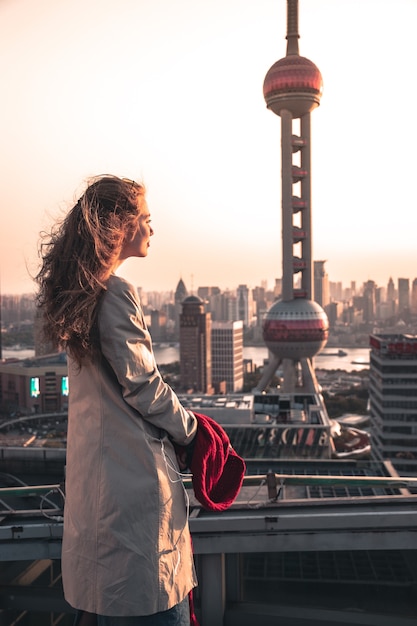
2,472,417,499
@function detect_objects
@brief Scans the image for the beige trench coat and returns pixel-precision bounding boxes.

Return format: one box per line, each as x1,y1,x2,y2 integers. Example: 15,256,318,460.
62,275,198,616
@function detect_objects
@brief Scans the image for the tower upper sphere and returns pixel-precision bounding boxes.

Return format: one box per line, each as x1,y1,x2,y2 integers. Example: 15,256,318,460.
263,54,323,119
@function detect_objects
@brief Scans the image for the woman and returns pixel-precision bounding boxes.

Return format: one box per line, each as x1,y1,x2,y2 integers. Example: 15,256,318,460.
35,175,197,625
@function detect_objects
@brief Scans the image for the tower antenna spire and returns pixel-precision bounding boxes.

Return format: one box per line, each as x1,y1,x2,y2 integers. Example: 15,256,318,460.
286,0,300,55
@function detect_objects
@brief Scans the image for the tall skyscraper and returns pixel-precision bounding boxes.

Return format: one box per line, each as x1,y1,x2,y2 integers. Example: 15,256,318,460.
363,280,376,322
387,276,396,318
174,278,188,340
398,278,410,318
411,278,417,315
211,321,244,393
256,0,329,394
314,260,330,309
369,333,417,476
179,295,212,394
387,277,395,300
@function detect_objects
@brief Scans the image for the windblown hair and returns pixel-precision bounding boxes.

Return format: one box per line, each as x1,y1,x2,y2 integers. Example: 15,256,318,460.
35,175,146,366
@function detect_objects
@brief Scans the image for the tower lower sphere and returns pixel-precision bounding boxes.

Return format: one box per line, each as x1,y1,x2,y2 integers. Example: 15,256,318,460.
263,298,329,360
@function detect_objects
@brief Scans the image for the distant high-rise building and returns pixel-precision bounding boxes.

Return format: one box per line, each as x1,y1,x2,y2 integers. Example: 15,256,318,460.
252,285,268,328
273,278,282,299
211,321,244,393
375,287,387,321
325,301,342,328
386,277,396,318
224,291,239,323
179,295,212,393
411,278,417,316
362,280,376,322
398,278,410,318
197,286,221,300
342,285,353,302
236,284,254,327
333,281,343,302
375,286,384,305
149,309,167,343
174,278,188,340
387,277,395,300
197,286,221,321
210,290,229,322
369,333,417,476
252,285,266,304
314,260,329,308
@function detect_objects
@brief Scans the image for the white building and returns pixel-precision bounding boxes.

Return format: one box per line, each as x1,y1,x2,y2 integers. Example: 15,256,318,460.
369,333,417,476
211,321,244,393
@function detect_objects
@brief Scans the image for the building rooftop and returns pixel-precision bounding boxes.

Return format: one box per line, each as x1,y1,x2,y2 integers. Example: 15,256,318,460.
1,451,417,625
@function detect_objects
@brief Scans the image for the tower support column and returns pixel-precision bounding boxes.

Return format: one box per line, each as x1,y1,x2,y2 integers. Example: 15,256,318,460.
300,113,313,299
281,108,294,302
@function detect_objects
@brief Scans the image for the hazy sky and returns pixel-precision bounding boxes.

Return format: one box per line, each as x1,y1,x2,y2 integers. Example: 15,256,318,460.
1,0,416,295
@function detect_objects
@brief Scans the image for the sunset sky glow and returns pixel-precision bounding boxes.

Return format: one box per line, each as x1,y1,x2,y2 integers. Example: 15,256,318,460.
1,0,416,295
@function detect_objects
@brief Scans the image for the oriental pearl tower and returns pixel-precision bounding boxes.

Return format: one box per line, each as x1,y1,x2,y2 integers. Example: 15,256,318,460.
255,0,329,394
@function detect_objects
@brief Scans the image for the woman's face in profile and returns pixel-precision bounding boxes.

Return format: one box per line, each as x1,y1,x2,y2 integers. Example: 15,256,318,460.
120,201,154,260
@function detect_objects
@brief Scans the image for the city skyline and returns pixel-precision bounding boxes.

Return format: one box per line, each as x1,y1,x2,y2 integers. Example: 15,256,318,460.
2,270,416,302
1,0,416,295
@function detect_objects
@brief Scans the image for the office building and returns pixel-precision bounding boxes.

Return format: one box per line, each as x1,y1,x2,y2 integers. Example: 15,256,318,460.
398,278,410,318
211,321,244,393
0,352,68,415
387,276,395,300
411,278,417,315
173,278,188,340
369,333,417,476
362,280,376,322
314,260,329,308
179,295,212,393
236,284,254,327
325,301,342,327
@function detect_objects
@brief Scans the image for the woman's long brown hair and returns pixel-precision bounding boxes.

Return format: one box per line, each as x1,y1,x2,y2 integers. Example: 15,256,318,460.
35,175,145,367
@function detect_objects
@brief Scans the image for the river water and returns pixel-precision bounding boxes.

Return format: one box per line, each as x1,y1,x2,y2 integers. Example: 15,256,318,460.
152,345,370,372
2,346,371,372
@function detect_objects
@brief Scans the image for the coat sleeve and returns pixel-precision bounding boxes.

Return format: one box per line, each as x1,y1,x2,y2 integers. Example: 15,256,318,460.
98,276,197,445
